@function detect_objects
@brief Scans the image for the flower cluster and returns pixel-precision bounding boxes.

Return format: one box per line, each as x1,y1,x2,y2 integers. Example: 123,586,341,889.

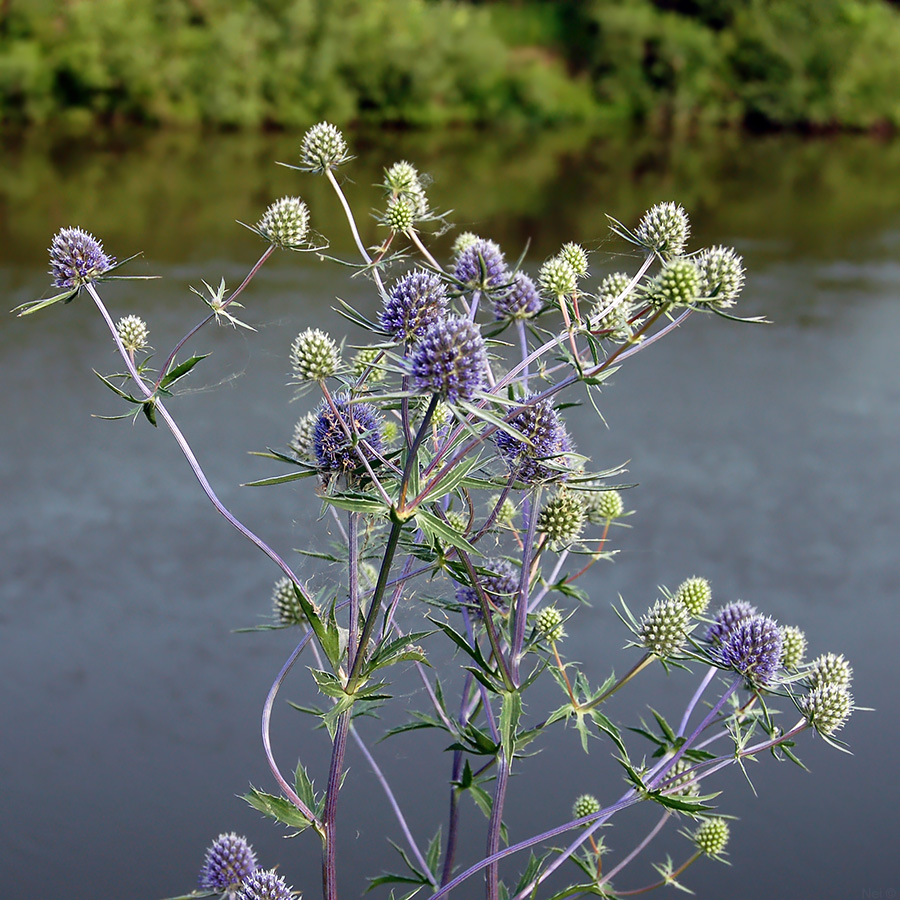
49,226,115,290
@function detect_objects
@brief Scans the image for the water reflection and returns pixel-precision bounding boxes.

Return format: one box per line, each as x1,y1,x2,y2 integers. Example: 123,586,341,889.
1,127,898,900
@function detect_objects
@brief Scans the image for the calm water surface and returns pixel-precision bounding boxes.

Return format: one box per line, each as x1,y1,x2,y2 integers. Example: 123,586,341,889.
1,128,899,899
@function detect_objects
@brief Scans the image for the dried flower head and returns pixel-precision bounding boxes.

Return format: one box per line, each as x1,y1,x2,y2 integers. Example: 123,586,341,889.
116,315,150,353
237,868,294,900
692,818,730,857
271,577,306,626
381,270,448,343
696,245,745,308
411,317,487,403
808,652,853,690
454,238,509,292
536,606,565,642
313,394,383,473
674,576,712,617
780,625,807,670
712,614,783,685
300,121,350,172
256,196,310,249
199,832,257,892
537,490,586,548
639,597,690,657
799,684,853,736
635,202,690,258
493,271,542,320
495,395,572,484
538,256,577,299
572,794,601,820
49,226,116,290
290,328,340,382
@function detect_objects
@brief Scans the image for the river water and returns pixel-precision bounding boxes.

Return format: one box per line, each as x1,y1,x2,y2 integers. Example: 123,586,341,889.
1,127,899,899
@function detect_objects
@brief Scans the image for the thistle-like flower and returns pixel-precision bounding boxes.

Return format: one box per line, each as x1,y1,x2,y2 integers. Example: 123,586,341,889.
116,315,150,353
383,160,421,195
454,238,509,292
572,793,601,820
290,328,340,382
798,683,853,736
456,558,519,615
299,121,350,173
706,601,757,645
537,490,586,548
380,269,448,343
495,395,572,484
639,597,690,657
712,614,783,686
289,410,318,460
198,832,257,892
536,606,565,642
597,271,633,306
383,194,416,233
493,271,542,320
780,625,807,669
692,818,730,857
271,576,306,626
538,256,577,300
411,316,487,403
489,494,517,526
237,868,294,900
256,196,310,249
695,245,745,308
674,576,711,617
559,242,589,277
635,202,690,258
583,488,625,524
808,652,853,690
49,226,116,290
647,258,701,308
313,394,383,472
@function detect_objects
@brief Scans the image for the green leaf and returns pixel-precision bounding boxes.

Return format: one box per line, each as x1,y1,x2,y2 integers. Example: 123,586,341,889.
243,787,314,831
294,763,323,817
243,469,318,487
159,354,209,391
420,454,483,505
13,286,79,316
428,618,494,675
324,493,389,516
141,399,158,427
415,508,478,555
425,827,442,876
291,585,342,670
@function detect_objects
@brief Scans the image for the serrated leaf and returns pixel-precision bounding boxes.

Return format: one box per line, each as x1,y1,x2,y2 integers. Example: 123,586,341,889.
159,354,209,390
415,509,478,555
243,787,314,830
324,493,389,516
425,827,442,875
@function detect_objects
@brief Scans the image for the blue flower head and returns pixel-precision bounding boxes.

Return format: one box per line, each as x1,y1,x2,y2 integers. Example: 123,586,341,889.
706,601,757,645
313,394,383,472
713,614,783,685
411,316,487,403
237,868,293,900
454,238,509,292
493,271,542,320
380,269,448,343
198,832,257,892
49,227,115,290
456,558,519,616
495,395,572,483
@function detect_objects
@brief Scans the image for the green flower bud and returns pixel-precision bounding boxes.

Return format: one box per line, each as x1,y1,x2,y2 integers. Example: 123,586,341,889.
256,196,310,249
598,271,633,304
452,231,481,258
300,122,350,173
696,245,745,309
539,257,578,299
808,652,853,690
381,419,400,445
352,347,385,383
639,597,690,657
666,758,700,798
445,510,469,534
572,794,601,820
537,491,586,548
536,606,565,642
674,576,712,617
290,328,340,382
584,489,625,524
648,258,700,308
272,577,306,626
384,195,416,233
799,684,853,736
490,494,517,526
383,160,421,195
559,242,589,278
289,410,318,460
779,625,807,670
635,202,690,259
692,818,730,857
116,314,149,352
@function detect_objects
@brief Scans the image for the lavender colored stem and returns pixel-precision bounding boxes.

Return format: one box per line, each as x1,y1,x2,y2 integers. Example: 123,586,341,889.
677,665,718,736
